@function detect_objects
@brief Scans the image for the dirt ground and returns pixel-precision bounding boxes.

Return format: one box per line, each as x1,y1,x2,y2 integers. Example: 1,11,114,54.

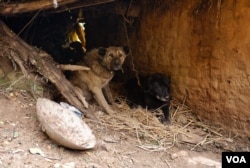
0,89,249,168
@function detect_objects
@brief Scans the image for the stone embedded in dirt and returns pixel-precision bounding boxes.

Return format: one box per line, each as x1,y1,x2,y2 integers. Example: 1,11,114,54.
54,163,60,168
36,98,96,150
29,148,45,156
171,150,188,160
13,131,19,138
178,133,204,144
85,163,102,168
176,115,188,125
62,162,75,168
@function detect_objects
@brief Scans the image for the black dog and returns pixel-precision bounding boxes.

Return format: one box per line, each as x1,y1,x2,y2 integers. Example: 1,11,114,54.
124,73,171,124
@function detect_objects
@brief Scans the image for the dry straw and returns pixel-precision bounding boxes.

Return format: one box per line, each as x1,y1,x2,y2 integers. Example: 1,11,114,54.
93,97,228,152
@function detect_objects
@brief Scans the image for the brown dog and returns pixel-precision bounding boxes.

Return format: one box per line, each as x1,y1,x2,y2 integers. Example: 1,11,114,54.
70,45,129,114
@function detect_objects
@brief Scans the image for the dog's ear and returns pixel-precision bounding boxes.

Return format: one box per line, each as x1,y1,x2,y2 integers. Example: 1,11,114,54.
98,47,107,56
122,45,130,55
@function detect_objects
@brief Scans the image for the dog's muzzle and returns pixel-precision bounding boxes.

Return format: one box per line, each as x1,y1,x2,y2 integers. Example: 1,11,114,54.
111,57,122,70
156,95,170,102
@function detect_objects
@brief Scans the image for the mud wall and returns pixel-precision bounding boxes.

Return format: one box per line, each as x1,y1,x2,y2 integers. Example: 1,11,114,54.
129,0,250,136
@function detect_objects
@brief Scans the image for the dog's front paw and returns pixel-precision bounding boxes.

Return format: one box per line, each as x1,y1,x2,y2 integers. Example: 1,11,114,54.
159,117,171,125
105,107,116,115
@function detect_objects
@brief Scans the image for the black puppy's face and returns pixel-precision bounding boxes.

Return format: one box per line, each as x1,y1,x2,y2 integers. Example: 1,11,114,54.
147,73,171,102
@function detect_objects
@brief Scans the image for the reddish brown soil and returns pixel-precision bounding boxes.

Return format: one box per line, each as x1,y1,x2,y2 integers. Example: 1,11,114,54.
1,89,248,168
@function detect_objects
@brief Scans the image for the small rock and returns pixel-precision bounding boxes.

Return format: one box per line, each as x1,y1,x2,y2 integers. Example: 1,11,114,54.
13,131,19,138
9,92,14,97
96,111,105,116
85,163,102,168
170,153,178,160
225,138,233,143
3,140,10,146
29,148,44,156
176,115,188,125
170,150,188,160
54,163,60,168
178,133,204,144
62,162,75,168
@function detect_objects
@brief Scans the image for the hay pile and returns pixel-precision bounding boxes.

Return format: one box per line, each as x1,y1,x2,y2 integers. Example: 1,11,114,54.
91,97,230,152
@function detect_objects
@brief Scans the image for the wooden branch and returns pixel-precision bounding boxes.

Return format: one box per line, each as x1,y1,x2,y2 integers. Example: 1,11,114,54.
0,0,115,16
9,50,29,78
59,64,90,71
0,20,97,120
46,0,115,14
0,0,78,16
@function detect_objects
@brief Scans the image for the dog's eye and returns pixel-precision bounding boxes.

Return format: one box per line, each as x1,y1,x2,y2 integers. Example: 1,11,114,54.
119,54,123,57
109,53,114,57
